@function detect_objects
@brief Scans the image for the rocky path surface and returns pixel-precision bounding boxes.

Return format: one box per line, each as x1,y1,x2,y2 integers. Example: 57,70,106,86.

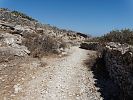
20,47,102,100
2,47,102,100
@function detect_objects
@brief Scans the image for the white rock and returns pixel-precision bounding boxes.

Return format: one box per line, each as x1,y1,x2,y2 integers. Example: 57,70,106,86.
32,76,36,79
13,84,22,94
14,25,25,31
62,52,67,55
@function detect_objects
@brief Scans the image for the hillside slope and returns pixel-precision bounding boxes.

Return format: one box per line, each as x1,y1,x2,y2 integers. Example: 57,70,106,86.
0,8,88,43
0,8,90,58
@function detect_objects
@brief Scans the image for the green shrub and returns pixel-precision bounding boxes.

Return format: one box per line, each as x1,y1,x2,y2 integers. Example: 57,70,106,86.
94,29,133,45
11,10,37,21
0,8,9,11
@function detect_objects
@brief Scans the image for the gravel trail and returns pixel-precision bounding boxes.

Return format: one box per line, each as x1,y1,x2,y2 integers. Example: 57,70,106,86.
15,47,102,100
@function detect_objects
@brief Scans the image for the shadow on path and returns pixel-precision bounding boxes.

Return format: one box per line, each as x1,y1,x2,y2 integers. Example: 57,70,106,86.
84,52,121,100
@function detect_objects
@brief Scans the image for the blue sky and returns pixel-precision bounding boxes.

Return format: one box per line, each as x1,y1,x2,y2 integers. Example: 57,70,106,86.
0,0,133,36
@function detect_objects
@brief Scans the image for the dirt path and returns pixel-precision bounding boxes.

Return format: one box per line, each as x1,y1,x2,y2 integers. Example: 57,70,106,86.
7,47,102,100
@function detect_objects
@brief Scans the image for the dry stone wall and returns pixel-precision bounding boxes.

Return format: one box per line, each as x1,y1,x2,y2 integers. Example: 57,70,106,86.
104,43,133,99
81,42,133,99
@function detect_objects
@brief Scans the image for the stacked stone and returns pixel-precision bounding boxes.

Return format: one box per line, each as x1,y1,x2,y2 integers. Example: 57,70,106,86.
104,43,133,99
80,42,105,55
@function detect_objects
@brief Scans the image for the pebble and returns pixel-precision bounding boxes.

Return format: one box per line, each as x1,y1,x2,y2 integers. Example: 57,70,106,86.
32,76,36,79
21,77,24,80
11,94,16,97
13,84,22,94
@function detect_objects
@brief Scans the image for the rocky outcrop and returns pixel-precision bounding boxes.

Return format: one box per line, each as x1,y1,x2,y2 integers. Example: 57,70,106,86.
0,32,30,62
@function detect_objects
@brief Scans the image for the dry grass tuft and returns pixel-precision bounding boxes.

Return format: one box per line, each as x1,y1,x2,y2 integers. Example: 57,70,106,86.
23,32,67,58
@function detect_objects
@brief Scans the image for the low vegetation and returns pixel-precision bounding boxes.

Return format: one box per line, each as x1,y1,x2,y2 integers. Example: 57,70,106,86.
92,29,133,45
23,32,67,58
11,10,37,21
